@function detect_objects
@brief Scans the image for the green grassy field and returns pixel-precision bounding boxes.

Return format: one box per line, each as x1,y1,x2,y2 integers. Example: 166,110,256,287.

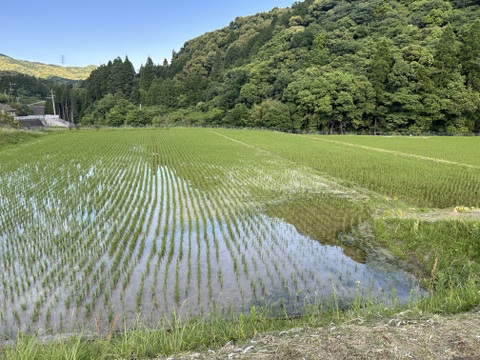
0,129,45,149
216,129,480,208
321,135,480,167
0,128,479,358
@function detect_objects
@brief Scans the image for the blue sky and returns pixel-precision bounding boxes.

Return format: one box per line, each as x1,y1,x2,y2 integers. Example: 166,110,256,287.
3,0,295,70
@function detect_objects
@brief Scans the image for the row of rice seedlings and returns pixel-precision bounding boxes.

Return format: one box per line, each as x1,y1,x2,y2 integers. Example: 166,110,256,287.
213,185,310,310
140,166,176,310
146,166,171,313
213,159,290,296
180,164,207,309
196,167,258,311
137,160,189,316
4,130,251,332
85,137,159,329
74,156,136,286
178,131,384,310
181,173,196,302
106,156,151,312
144,131,245,314
215,129,480,208
169,149,209,310
153,156,185,309
324,135,480,168
0,140,118,333
173,168,193,305
0,134,98,330
58,137,150,330
176,143,226,307
129,167,154,313
148,166,168,308
242,212,286,296
2,173,76,306
0,128,431,336
131,166,160,315
162,129,304,310
52,141,138,330
160,164,177,306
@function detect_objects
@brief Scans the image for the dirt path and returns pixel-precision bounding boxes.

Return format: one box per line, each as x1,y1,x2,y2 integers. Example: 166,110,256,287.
159,311,480,359
381,207,480,222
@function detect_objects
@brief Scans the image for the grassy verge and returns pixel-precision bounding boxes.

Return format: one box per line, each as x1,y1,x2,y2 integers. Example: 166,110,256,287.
0,128,46,149
374,217,480,313
152,311,480,359
0,303,408,360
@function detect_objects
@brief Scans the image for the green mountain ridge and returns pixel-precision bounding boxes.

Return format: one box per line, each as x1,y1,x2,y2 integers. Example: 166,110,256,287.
0,54,96,80
20,0,480,134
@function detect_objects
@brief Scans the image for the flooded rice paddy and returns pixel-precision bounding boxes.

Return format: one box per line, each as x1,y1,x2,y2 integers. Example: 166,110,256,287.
0,129,424,338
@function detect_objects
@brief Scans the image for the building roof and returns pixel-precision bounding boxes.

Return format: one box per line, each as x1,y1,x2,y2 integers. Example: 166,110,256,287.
30,105,44,116
0,103,15,112
0,103,16,113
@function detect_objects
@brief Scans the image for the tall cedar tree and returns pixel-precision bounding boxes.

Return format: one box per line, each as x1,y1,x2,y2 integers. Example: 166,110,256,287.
462,19,480,91
369,38,393,133
139,57,156,92
433,25,459,88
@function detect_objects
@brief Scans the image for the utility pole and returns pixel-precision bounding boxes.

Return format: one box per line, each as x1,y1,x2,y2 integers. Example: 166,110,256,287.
50,89,56,116
8,82,16,102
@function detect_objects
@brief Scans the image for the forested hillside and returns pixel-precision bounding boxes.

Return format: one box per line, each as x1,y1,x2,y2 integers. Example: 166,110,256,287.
0,54,95,81
61,0,480,133
0,71,82,119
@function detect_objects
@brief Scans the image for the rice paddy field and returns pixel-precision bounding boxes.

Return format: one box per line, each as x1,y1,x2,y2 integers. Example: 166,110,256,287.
0,128,479,341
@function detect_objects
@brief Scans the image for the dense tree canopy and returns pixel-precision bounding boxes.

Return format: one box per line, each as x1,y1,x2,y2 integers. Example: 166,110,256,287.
47,0,480,133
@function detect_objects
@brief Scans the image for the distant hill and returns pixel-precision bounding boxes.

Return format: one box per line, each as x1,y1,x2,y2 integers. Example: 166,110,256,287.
0,54,96,80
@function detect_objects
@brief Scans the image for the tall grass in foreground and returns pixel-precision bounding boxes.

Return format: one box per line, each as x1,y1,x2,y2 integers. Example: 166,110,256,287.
374,218,480,312
0,299,405,360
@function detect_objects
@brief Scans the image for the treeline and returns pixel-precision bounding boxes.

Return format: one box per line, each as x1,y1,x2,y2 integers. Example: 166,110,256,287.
62,0,480,133
0,72,81,119
0,72,49,102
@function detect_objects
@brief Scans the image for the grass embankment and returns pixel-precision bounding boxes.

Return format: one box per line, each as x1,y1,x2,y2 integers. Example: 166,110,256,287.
154,310,480,359
375,217,480,313
0,129,45,149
